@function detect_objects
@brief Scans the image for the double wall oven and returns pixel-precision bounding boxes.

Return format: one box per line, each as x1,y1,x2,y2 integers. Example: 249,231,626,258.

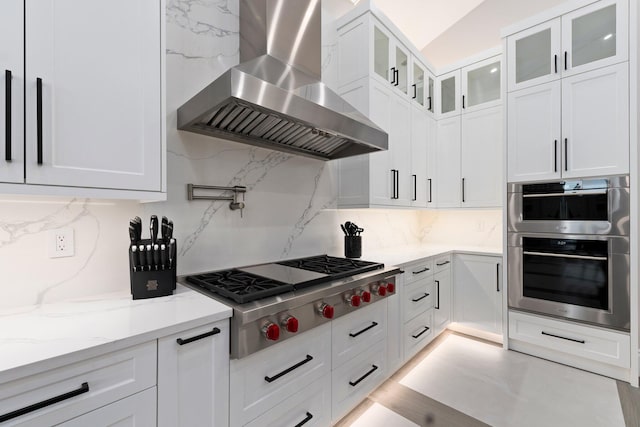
507,176,630,331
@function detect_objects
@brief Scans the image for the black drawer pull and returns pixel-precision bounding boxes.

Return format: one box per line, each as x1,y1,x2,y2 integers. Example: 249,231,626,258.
541,331,585,344
436,260,450,266
411,293,429,302
5,70,11,161
412,326,430,339
0,382,89,422
294,412,313,427
349,321,378,338
176,327,220,345
435,280,440,309
349,364,378,387
412,267,430,275
265,355,313,383
36,77,43,165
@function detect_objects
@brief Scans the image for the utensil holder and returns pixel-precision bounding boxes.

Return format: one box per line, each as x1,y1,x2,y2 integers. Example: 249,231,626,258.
344,236,362,258
129,240,176,300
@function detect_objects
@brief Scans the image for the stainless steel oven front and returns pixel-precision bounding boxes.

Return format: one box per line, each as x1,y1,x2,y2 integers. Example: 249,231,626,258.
507,233,630,331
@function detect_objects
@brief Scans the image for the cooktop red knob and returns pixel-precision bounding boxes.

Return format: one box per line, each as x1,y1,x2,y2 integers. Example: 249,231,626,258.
376,284,387,296
349,294,361,307
284,316,299,333
319,303,334,319
361,291,371,303
386,283,395,293
262,322,280,341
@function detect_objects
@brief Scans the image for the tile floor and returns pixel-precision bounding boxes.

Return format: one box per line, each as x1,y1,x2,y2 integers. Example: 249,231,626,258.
337,332,637,427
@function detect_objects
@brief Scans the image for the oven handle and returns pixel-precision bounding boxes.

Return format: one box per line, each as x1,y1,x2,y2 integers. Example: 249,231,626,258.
522,251,607,261
522,189,607,197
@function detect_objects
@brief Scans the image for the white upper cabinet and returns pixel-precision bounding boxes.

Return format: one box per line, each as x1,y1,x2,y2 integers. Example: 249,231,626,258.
410,60,426,108
0,0,24,184
461,56,502,113
410,104,428,207
508,0,628,91
24,0,162,192
434,116,461,207
436,70,461,119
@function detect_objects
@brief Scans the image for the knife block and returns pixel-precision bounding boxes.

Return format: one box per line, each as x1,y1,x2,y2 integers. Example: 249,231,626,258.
129,240,176,300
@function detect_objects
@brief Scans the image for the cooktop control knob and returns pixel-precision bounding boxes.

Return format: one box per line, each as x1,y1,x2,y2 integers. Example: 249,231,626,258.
360,290,371,303
346,294,361,307
262,322,280,341
282,316,299,333
386,282,395,293
318,303,334,319
374,284,387,297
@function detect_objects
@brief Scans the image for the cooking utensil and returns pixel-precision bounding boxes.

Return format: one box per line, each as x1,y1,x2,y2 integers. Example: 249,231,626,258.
161,216,169,241
340,224,348,236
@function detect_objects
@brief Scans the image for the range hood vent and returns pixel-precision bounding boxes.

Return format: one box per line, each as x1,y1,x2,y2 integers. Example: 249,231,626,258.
177,0,388,161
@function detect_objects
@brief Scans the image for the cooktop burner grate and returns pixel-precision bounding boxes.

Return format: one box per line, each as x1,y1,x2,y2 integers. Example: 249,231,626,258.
186,269,293,304
277,255,382,283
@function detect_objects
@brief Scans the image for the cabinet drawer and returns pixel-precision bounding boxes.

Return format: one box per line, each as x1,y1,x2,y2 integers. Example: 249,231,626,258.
404,309,434,361
0,342,156,427
433,254,452,272
230,323,331,427
509,311,630,368
245,376,331,427
333,300,387,366
58,387,156,427
402,259,434,284
332,339,386,423
403,279,435,323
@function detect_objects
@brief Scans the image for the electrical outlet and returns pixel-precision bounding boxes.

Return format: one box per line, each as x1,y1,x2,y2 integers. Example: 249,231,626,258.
49,228,75,258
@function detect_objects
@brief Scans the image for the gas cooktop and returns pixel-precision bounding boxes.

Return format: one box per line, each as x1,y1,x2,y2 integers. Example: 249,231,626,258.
185,255,383,304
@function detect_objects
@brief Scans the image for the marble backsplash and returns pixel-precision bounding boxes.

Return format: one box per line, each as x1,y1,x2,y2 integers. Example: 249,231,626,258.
0,0,501,309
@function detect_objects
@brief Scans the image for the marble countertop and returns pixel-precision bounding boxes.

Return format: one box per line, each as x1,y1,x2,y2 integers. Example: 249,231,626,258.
0,285,232,383
358,244,503,267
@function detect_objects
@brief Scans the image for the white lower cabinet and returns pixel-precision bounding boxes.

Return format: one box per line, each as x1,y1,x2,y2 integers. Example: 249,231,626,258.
230,323,331,427
333,301,388,367
433,269,452,336
158,320,230,427
403,309,434,361
0,342,156,426
332,339,386,423
452,254,503,339
58,388,156,427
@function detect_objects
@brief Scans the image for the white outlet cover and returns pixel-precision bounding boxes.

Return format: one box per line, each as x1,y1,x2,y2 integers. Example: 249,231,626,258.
49,228,75,258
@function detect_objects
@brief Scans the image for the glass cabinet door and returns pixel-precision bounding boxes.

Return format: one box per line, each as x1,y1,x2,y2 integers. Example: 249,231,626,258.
395,45,408,94
412,62,425,106
507,20,561,91
427,75,434,113
373,25,390,82
462,56,501,112
437,69,460,119
562,0,628,76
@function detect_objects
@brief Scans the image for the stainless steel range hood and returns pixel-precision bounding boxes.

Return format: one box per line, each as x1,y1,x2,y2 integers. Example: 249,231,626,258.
177,0,388,161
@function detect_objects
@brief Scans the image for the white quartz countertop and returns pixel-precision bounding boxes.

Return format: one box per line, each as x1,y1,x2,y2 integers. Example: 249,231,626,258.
358,244,503,267
0,285,231,383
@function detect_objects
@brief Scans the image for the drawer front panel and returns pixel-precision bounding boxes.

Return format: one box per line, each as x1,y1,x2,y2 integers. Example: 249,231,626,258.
434,254,452,273
333,300,387,366
230,323,331,426
0,342,156,427
509,311,630,368
403,279,435,323
245,376,331,427
404,309,434,361
332,339,386,423
403,259,434,284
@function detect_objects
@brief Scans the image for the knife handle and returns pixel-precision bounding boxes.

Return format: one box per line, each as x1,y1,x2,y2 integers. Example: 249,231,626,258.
168,238,175,269
167,221,174,240
130,246,139,272
153,244,160,270
138,245,147,271
160,244,167,270
150,215,158,245
129,225,138,244
146,244,153,268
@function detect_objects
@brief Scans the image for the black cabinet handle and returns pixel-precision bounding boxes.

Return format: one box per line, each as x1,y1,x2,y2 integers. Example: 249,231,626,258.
435,279,440,309
265,355,313,383
554,139,558,172
564,51,568,70
411,293,429,302
427,96,432,111
294,412,314,427
461,178,465,203
412,174,417,201
5,70,11,161
349,364,378,387
428,178,432,202
412,326,430,339
395,169,399,199
390,169,396,199
390,67,396,85
554,54,558,73
462,95,465,109
412,267,430,275
394,69,399,87
36,78,43,165
436,260,450,266
541,331,585,344
564,138,568,171
412,83,417,99
349,321,378,338
0,382,89,422
176,327,220,345
496,263,500,292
